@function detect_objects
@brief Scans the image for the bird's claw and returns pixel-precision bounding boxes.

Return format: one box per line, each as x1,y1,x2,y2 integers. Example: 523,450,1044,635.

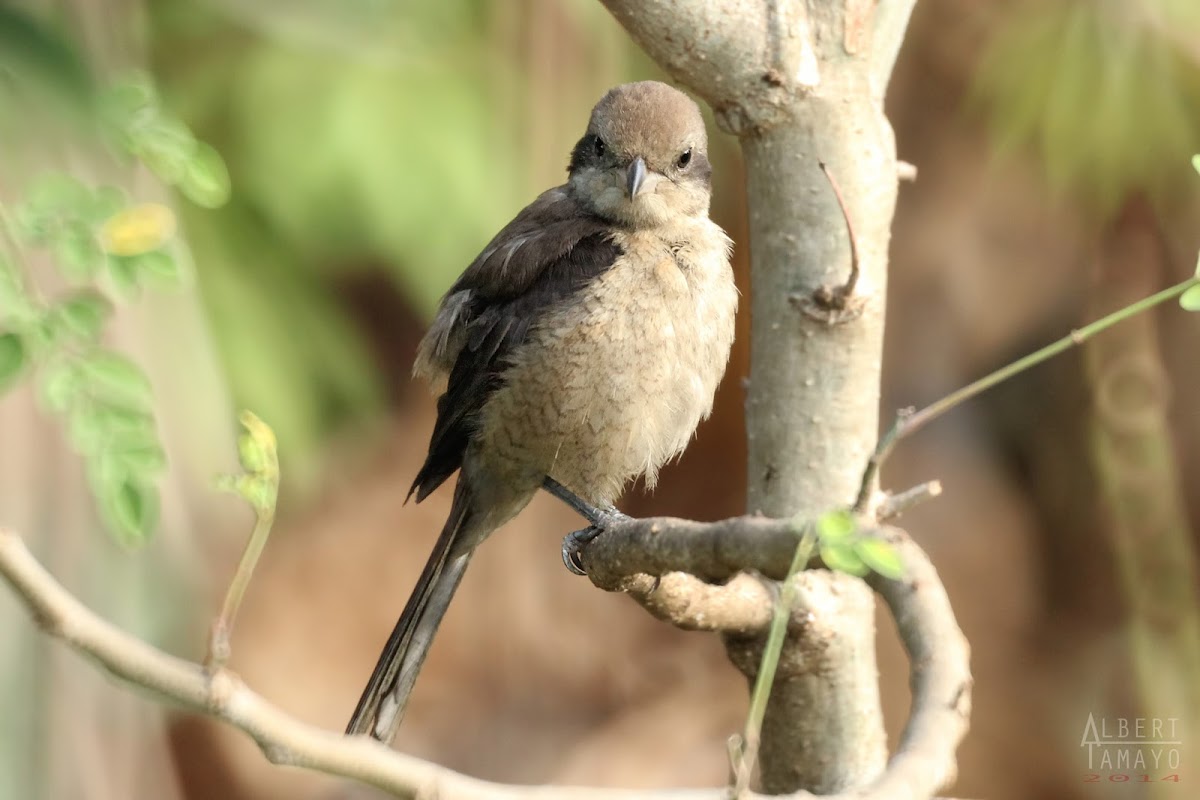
562,525,602,575
561,508,628,576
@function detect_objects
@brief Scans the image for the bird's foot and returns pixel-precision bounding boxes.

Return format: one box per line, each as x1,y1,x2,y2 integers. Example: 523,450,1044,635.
561,506,628,576
542,477,629,575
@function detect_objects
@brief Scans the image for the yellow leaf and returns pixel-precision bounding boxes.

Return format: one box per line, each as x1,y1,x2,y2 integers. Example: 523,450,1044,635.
99,203,176,256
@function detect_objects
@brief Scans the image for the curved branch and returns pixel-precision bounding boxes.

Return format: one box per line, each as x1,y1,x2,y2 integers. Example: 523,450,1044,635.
0,524,969,800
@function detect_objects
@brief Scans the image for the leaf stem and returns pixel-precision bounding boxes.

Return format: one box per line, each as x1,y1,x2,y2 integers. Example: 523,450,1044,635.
731,522,818,796
207,505,276,669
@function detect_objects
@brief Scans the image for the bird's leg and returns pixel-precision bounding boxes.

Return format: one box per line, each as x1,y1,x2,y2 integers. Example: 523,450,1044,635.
541,476,628,575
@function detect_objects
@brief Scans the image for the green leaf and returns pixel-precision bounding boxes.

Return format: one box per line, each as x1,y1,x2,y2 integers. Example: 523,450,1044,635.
130,117,197,184
819,541,869,577
68,403,156,456
111,443,168,479
1181,285,1200,312
52,220,104,279
105,253,142,296
86,185,128,223
97,73,157,130
24,173,91,218
0,332,28,392
48,290,112,342
0,255,37,322
854,537,905,580
816,509,857,544
129,250,182,285
105,250,181,292
234,474,276,512
1193,154,1200,176
178,142,231,208
39,359,81,412
98,475,159,546
76,349,154,410
234,409,278,475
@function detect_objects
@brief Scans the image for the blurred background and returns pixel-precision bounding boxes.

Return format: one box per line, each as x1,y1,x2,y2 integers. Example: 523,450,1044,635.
1,0,1199,798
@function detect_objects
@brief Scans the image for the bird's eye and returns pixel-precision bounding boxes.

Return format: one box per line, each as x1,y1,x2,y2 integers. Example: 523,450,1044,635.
677,148,693,169
593,136,607,158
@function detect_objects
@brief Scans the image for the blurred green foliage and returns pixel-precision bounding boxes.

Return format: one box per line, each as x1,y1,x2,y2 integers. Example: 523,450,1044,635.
0,172,183,545
973,0,1200,218
145,0,629,460
0,5,236,542
3,1,635,469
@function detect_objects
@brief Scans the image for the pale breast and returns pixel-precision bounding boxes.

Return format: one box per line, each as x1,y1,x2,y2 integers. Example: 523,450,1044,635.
476,219,736,505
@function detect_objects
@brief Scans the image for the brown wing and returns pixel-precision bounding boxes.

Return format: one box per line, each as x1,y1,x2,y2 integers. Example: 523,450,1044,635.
409,188,622,502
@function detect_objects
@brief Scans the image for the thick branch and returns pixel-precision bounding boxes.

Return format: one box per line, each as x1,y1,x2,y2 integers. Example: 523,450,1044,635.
1,524,968,800
598,0,921,790
579,514,804,587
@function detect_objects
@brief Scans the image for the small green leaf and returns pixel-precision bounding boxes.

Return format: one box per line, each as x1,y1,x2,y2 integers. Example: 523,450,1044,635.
0,255,37,322
130,117,196,184
24,173,90,216
69,403,155,455
178,142,231,208
816,509,857,544
235,474,275,512
235,410,278,475
854,537,905,580
87,403,157,443
819,541,869,576
39,359,81,412
76,349,154,410
128,250,182,285
86,185,128,223
49,290,112,342
52,220,104,279
11,202,56,245
105,253,142,295
0,332,28,392
98,73,158,127
1193,154,1200,176
98,475,159,546
113,443,168,479
1181,285,1200,312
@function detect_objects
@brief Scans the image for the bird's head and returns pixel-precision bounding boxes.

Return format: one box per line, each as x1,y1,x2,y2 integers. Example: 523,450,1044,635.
567,81,712,228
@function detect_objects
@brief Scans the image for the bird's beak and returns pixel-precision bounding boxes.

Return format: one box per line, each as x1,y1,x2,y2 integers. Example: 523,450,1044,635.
626,156,647,199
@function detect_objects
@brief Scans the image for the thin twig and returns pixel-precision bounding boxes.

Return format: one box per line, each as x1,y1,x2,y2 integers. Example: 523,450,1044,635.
878,480,942,520
854,275,1200,512
818,161,861,303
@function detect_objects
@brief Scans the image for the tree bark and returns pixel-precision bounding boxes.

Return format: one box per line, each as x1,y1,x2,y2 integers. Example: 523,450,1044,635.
597,0,916,792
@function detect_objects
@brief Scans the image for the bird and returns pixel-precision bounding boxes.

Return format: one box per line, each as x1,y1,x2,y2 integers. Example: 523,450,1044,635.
345,80,738,744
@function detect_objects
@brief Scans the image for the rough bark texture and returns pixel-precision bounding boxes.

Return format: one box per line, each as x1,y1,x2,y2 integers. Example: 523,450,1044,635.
598,0,916,792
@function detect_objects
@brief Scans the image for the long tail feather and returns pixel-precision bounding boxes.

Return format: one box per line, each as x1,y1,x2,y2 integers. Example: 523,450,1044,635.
346,480,476,742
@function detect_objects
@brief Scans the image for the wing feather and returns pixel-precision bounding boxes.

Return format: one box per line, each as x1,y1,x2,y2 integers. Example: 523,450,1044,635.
409,188,621,501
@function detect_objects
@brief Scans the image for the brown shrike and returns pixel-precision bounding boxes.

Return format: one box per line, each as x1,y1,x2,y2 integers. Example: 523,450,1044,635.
346,81,737,743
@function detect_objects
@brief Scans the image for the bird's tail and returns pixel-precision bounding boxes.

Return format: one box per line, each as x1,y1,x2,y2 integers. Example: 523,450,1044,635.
346,479,476,742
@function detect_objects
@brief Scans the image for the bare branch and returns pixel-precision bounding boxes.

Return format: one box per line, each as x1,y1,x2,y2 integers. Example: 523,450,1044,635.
879,480,943,520
580,514,804,587
1,523,969,800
